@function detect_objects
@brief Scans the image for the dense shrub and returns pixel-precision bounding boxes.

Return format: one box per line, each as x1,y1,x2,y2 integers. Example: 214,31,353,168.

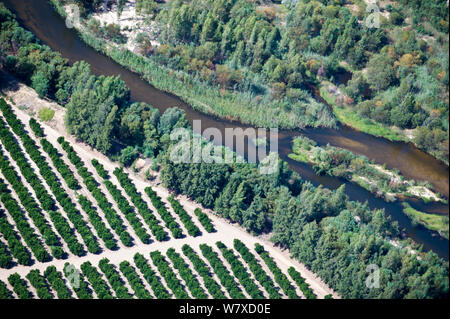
194,208,215,233
91,158,108,179
0,280,13,299
80,261,114,299
44,266,73,299
78,195,117,250
118,146,139,167
0,113,55,211
0,149,64,259
216,241,263,299
40,138,80,190
0,213,31,266
48,210,85,256
38,107,55,121
8,273,32,299
287,267,316,299
0,106,99,254
0,179,50,263
0,239,13,269
62,262,93,299
103,179,150,244
58,137,135,247
98,258,133,299
254,244,298,299
113,167,166,241
29,118,44,137
119,260,152,299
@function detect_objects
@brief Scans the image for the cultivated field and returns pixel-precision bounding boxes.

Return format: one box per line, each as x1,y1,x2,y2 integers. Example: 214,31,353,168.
0,86,337,299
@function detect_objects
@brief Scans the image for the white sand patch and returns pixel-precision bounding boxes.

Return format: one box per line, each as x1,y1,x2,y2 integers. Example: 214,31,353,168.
134,158,147,171
66,1,159,53
409,186,442,202
370,164,396,179
344,3,360,15
369,164,443,202
363,0,390,19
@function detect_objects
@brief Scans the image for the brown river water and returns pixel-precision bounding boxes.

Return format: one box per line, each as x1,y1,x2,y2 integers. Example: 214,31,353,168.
1,0,448,258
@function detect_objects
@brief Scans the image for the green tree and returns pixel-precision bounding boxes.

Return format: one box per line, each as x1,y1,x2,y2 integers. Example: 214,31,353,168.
157,107,189,135
242,193,266,233
229,181,251,224
366,54,396,91
98,105,118,154
390,105,412,128
345,72,368,101
271,187,297,248
31,71,49,98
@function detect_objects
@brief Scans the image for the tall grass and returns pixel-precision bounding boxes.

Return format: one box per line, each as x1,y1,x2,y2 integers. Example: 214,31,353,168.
402,203,449,239
50,0,336,129
86,35,336,128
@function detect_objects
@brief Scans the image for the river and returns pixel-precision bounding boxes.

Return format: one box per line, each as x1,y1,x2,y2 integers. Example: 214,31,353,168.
1,0,448,259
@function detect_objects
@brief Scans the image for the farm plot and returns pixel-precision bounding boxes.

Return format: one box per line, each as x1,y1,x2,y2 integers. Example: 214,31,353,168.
0,242,307,300
0,98,336,299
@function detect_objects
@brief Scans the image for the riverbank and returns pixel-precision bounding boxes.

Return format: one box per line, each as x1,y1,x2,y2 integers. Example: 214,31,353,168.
289,135,449,237
319,81,449,166
49,0,335,130
402,203,449,239
289,135,445,203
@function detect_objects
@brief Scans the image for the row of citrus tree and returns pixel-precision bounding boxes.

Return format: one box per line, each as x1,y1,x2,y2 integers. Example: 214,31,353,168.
0,103,100,255
113,167,166,241
0,104,68,259
58,136,137,247
1,241,317,299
